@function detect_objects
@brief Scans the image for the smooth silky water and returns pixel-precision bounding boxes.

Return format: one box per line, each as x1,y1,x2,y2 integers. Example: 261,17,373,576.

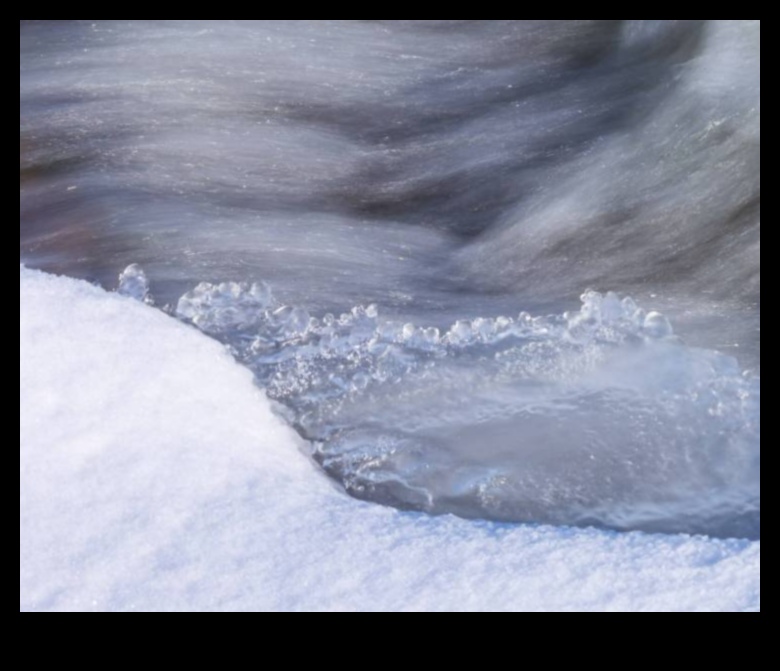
21,21,760,538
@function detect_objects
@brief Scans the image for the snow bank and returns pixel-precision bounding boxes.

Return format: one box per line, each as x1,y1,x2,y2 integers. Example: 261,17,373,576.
19,267,760,612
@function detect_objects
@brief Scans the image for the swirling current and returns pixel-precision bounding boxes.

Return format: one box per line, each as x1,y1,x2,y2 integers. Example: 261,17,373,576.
21,21,760,538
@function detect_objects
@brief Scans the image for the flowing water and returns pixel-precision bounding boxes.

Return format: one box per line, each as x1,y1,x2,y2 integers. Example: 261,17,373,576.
20,20,760,538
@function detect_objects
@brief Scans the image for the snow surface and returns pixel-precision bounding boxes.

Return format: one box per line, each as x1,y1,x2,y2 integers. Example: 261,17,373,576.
19,267,760,612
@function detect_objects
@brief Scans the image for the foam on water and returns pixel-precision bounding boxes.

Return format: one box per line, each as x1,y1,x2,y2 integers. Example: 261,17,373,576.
141,269,759,539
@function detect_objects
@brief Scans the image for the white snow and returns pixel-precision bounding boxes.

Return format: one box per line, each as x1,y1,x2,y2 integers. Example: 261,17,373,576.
19,267,760,612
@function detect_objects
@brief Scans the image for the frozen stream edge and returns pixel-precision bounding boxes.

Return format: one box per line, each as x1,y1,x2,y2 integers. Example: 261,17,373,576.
20,267,760,612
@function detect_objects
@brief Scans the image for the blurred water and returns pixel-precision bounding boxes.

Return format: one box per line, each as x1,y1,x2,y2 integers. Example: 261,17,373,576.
21,21,760,537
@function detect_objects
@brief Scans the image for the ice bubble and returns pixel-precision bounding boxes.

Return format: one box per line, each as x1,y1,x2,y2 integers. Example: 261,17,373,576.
643,311,673,338
117,264,150,303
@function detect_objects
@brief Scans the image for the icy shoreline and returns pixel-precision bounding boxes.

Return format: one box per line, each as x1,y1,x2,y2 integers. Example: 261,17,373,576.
20,267,760,612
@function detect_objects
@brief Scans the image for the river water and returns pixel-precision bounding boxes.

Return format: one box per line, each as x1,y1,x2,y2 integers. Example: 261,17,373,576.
20,20,760,538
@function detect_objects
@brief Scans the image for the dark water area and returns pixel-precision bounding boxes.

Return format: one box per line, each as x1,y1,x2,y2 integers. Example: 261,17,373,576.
20,21,760,538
